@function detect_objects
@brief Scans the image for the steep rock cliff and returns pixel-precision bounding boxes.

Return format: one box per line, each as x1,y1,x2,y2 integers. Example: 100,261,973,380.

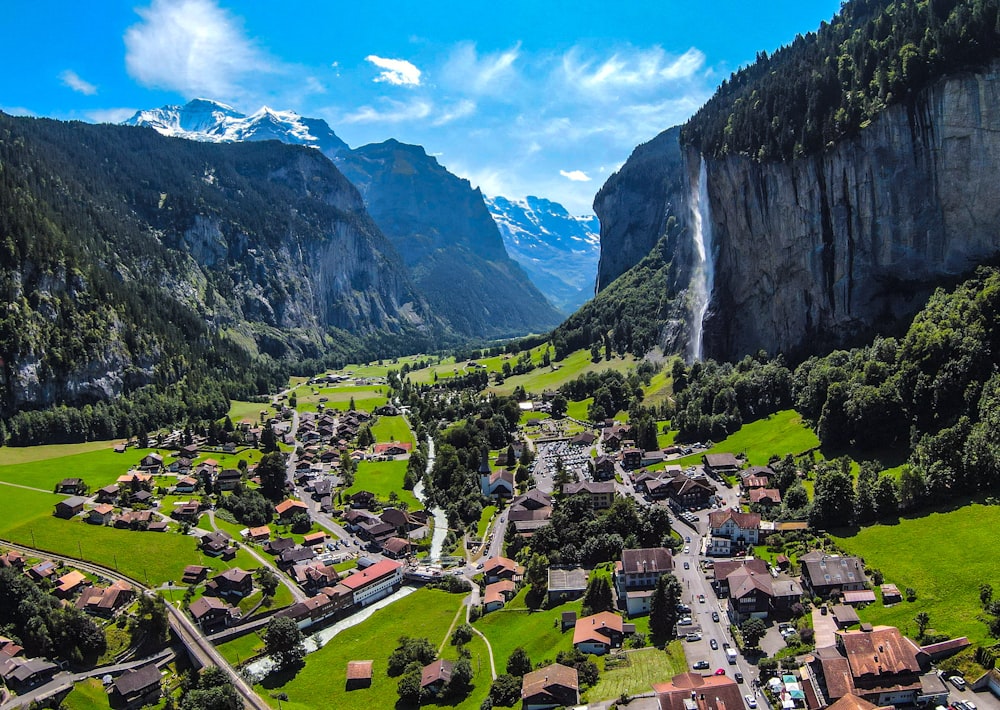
595,63,1000,361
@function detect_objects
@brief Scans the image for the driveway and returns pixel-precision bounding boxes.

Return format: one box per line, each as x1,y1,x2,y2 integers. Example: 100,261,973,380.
812,607,838,648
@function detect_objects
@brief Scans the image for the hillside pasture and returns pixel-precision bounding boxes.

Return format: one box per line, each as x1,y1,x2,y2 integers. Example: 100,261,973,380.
678,409,820,467
345,459,420,510
0,446,161,491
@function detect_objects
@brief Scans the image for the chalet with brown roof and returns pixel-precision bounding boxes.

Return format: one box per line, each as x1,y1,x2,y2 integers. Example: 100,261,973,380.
278,546,316,569
749,488,782,506
563,480,616,510
373,442,411,457
809,624,946,707
593,454,616,480
652,672,745,710
380,507,422,536
615,547,674,616
880,583,902,604
55,570,88,598
200,530,237,558
76,580,133,617
291,561,339,592
140,452,163,470
206,567,253,599
707,509,761,556
357,519,396,544
96,484,120,503
483,556,523,584
349,490,376,509
115,509,154,529
189,597,240,633
522,663,579,710
278,591,352,628
508,490,553,536
601,424,631,450
483,580,517,612
713,558,802,621
56,478,85,495
573,611,626,655
27,560,56,581
381,537,412,559
265,536,296,555
0,550,25,570
171,501,201,522
54,496,86,518
246,525,271,543
621,447,643,470
0,656,58,690
181,565,210,584
346,660,373,690
275,498,309,521
421,659,454,693
179,444,199,459
111,663,161,708
216,468,242,491
174,475,198,493
88,504,115,525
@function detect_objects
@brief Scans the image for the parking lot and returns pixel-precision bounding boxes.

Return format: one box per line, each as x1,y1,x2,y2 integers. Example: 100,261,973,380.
532,440,592,491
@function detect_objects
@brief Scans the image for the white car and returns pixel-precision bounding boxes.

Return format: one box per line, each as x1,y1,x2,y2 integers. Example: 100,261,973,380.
684,546,690,553
949,675,967,690
745,695,758,709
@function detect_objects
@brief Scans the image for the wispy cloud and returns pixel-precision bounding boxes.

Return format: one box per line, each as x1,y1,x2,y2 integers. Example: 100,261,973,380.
341,98,432,124
60,70,97,95
442,42,521,96
560,170,591,182
432,99,476,126
124,0,277,100
365,55,422,86
559,45,705,95
86,108,138,124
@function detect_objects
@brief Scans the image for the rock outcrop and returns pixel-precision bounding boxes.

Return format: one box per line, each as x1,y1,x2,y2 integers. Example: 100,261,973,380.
596,63,1000,361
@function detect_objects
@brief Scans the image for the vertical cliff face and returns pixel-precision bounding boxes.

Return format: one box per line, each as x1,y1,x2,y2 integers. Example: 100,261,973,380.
596,63,1000,361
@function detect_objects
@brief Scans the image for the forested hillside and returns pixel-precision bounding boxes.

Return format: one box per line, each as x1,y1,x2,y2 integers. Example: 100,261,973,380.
0,114,438,444
682,0,1000,161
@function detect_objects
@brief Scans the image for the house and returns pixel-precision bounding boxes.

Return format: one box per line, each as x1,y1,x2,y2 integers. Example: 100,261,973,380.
482,556,523,584
521,663,579,710
216,469,242,491
480,467,515,498
265,537,296,555
339,559,403,607
382,537,411,559
712,559,802,622
54,496,87,518
373,442,412,457
601,424,631,450
88,504,115,525
832,604,861,628
27,560,56,581
799,552,868,597
55,570,88,597
95,484,120,503
174,476,198,493
189,597,240,633
147,520,169,532
75,580,134,617
200,530,237,558
593,455,616,481
0,656,58,690
483,580,517,612
349,490,376,509
881,583,902,604
702,453,741,477
615,547,673,617
115,509,154,529
56,478,85,495
181,565,210,584
118,472,153,490
573,611,625,655
563,480,616,511
508,490,553,537
278,547,316,569
291,561,339,592
303,531,327,547
547,567,587,605
246,525,271,543
749,488,782,506
707,509,761,556
420,659,454,694
171,502,201,522
652,672,745,710
809,624,944,707
569,431,597,447
130,489,154,506
275,498,309,521
206,568,253,599
179,444,199,459
311,478,333,501
140,452,163,470
0,550,25,570
660,472,715,509
278,591,351,629
621,447,643,470
346,660,374,690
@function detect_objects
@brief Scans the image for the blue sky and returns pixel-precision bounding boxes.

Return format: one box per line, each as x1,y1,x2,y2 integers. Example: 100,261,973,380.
3,0,842,214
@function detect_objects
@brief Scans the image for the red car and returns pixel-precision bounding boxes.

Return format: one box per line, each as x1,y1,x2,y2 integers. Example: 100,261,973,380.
715,669,727,675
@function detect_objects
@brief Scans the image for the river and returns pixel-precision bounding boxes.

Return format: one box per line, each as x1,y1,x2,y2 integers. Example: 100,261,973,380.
412,437,448,562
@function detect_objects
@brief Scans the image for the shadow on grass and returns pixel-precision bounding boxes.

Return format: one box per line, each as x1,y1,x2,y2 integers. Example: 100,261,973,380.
258,660,305,690
830,491,996,539
817,442,909,470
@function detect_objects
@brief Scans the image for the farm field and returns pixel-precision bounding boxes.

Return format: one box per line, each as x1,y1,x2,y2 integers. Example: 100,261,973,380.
677,409,820,467
0,445,160,491
584,643,688,702
227,400,274,424
253,588,470,710
0,439,120,465
292,383,389,414
487,350,637,397
345,459,421,510
832,503,1000,645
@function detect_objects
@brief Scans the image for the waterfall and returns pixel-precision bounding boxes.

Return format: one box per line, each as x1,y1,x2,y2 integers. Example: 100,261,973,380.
688,156,714,362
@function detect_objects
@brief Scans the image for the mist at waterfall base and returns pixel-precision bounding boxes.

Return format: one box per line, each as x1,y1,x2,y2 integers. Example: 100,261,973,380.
688,156,715,363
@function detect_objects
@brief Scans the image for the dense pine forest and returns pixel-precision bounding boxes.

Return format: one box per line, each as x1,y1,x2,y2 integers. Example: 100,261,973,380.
682,0,1000,161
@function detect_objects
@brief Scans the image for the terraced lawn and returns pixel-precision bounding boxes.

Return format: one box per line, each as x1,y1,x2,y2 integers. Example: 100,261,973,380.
585,643,688,702
832,502,1000,645
254,588,468,710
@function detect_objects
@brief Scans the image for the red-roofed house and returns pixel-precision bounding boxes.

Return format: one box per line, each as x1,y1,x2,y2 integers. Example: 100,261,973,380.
275,499,309,520
522,663,579,710
482,556,523,584
339,559,403,608
707,509,761,556
652,672,745,710
483,580,517,613
572,611,625,655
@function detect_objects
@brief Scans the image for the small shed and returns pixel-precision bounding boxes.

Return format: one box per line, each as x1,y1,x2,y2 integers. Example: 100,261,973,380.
346,660,373,690
831,604,860,628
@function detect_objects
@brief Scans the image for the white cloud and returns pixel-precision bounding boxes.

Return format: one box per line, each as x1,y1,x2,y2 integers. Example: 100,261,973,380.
560,170,591,182
86,108,138,124
432,99,476,126
341,98,432,124
124,0,277,100
365,55,421,86
560,45,705,95
60,70,97,95
442,42,521,96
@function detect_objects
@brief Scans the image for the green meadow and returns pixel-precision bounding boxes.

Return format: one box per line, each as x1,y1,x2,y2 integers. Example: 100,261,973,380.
0,445,160,491
584,643,688,702
678,409,820,467
370,415,416,447
345,459,421,510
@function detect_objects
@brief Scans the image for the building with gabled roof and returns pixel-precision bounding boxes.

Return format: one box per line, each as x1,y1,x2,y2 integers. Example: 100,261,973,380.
482,556,523,584
346,660,373,690
652,672,744,710
522,663,579,710
615,547,674,616
800,551,868,597
339,558,403,608
707,509,761,556
483,580,517,613
547,567,587,605
563,480,616,510
573,611,625,655
421,659,454,692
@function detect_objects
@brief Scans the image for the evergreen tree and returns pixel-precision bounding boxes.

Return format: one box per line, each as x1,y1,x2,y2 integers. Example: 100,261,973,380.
581,576,614,616
649,573,682,641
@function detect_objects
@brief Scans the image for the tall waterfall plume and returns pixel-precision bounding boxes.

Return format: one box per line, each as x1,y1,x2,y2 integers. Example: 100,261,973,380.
688,156,715,362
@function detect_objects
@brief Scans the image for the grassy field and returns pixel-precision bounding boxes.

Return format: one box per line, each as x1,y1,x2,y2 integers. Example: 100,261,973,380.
370,415,415,447
584,643,688,702
254,588,468,710
62,677,113,709
643,369,675,409
474,588,582,667
228,400,274,424
0,440,122,465
217,629,267,666
0,445,160,491
0,485,66,531
832,502,1000,645
477,506,497,538
346,460,421,510
488,350,637,397
677,410,820,467
291,382,389,414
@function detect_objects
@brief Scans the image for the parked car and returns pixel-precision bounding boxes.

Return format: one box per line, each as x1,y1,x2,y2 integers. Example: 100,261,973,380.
686,632,702,642
745,695,758,709
715,668,726,675
693,660,710,670
684,546,690,553
723,641,730,649
949,676,967,691
698,594,706,603
678,616,694,625
712,611,720,622
710,639,719,650
685,536,691,543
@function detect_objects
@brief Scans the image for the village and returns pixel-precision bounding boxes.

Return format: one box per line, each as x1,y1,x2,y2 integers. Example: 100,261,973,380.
0,357,996,710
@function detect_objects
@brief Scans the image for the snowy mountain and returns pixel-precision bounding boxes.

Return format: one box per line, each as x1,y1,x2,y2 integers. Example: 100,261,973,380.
125,98,349,155
486,195,600,313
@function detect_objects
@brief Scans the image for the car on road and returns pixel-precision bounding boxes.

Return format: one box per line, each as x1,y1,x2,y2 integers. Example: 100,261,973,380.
684,546,690,553
715,668,726,675
745,695,758,709
711,611,720,622
710,639,719,650
698,594,706,603
723,641,730,649
684,561,690,570
692,660,710,670
735,672,744,683
685,536,691,543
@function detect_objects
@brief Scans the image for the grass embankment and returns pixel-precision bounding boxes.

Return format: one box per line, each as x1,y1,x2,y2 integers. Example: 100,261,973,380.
585,642,687,702
678,409,820,467
474,587,581,667
345,460,421,510
488,350,637,397
252,588,472,710
832,503,1000,645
